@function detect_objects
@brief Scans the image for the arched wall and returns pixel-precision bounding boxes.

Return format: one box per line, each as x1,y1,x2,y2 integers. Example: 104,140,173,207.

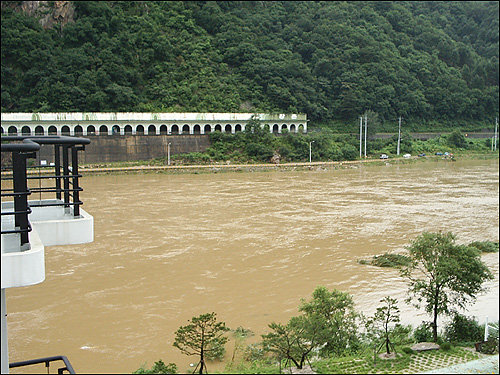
1,113,308,136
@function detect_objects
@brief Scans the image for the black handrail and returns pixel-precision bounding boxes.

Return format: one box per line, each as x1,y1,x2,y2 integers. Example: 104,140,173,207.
1,138,41,152
2,135,91,146
9,355,75,374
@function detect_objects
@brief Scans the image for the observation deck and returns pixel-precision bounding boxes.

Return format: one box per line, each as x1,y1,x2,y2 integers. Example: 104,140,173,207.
1,135,94,374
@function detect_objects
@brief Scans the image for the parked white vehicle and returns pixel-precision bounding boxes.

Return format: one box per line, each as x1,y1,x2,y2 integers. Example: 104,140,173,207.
403,154,411,158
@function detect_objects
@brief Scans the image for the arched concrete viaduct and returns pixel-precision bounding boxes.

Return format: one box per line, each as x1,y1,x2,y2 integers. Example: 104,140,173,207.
1,112,307,137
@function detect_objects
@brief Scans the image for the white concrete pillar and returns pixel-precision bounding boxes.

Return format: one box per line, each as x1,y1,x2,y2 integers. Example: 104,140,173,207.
1,289,9,374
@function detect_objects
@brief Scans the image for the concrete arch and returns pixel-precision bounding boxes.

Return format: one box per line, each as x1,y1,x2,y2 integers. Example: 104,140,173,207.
160,125,168,135
281,124,288,132
235,124,242,132
1,127,4,134
61,125,71,135
48,126,57,135
124,125,133,135
8,126,18,135
87,125,96,135
182,124,190,134
136,125,144,135
171,125,179,135
148,124,156,135
35,126,45,136
272,124,279,134
290,124,296,132
214,124,222,132
74,125,83,135
112,125,120,135
99,125,109,135
21,126,31,136
224,124,232,133
193,124,201,135
204,124,211,134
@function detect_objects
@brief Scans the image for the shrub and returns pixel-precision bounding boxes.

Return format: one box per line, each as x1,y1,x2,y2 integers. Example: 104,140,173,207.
371,253,411,268
441,342,452,351
401,347,414,354
444,314,482,343
245,142,274,162
447,130,468,148
480,338,499,354
133,360,178,374
414,322,433,342
341,144,358,161
468,241,499,253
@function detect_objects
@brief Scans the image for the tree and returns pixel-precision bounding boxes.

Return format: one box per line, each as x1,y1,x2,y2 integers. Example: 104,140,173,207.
366,296,400,354
447,129,468,148
173,312,230,374
261,314,327,370
228,326,254,368
298,286,360,356
400,232,494,342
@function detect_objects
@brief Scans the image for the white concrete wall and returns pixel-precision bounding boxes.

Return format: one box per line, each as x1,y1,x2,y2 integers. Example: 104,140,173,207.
1,228,45,289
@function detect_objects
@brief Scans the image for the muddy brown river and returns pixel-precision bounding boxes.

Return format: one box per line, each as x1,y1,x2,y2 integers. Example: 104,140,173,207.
6,158,499,374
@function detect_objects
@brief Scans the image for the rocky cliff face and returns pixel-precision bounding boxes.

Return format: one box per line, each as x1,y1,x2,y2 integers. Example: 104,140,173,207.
2,1,75,29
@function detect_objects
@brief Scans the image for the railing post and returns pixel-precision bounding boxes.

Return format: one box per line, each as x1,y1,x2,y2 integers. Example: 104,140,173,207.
12,152,30,246
62,145,70,209
71,145,83,217
54,144,62,200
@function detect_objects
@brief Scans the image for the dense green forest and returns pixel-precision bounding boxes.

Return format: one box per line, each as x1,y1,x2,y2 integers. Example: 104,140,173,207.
1,1,499,132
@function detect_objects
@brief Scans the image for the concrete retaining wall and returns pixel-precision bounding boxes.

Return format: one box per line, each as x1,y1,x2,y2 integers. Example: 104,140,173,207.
36,134,211,164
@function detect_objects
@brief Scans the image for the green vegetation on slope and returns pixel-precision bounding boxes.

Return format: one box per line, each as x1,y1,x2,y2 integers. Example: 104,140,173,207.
1,1,499,132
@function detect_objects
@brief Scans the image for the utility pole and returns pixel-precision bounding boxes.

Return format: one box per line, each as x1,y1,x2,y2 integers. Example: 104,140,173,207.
359,116,363,158
364,114,368,158
168,143,171,165
494,117,498,151
397,116,401,156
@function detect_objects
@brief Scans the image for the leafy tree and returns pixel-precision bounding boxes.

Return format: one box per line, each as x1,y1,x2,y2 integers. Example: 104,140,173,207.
400,232,494,342
366,296,400,354
447,129,468,148
298,286,360,356
173,312,229,374
261,314,327,370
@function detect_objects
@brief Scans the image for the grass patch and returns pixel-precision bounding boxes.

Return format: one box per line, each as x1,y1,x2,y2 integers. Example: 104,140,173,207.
468,241,499,253
359,240,498,269
358,253,411,268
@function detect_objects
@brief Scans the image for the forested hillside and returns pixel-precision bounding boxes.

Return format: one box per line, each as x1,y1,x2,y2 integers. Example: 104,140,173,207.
1,1,498,132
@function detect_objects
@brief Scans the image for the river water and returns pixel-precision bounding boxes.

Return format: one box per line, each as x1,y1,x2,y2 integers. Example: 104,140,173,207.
6,158,499,374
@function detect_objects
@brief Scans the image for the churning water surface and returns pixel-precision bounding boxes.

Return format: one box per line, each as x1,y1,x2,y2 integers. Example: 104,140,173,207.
6,158,499,373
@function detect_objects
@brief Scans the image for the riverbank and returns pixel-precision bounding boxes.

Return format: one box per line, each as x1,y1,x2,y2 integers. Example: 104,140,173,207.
75,153,497,175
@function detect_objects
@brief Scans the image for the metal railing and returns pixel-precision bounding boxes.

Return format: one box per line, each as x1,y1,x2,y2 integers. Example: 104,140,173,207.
9,355,75,374
1,138,40,246
1,135,90,247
